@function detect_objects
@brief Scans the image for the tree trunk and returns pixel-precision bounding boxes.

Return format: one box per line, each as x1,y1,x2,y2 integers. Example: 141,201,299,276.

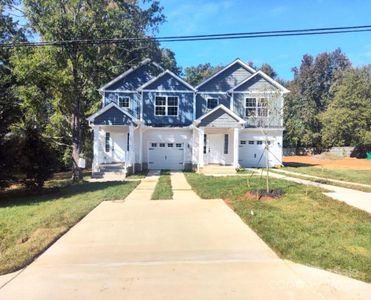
71,52,82,181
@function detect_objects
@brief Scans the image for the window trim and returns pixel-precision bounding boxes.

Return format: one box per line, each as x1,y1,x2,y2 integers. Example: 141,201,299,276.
224,134,229,154
154,95,179,116
206,97,219,110
117,95,130,108
105,132,110,152
244,97,269,118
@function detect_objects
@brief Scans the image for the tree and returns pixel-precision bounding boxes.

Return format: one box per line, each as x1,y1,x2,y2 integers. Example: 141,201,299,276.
14,121,57,189
158,48,182,75
22,0,166,180
0,0,25,187
184,63,224,86
284,48,351,148
259,63,277,79
320,66,371,147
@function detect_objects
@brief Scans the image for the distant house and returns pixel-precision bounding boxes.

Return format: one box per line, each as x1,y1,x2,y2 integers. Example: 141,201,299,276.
88,58,289,176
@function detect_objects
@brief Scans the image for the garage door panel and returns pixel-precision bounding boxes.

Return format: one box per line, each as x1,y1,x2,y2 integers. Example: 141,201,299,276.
148,142,184,170
239,140,266,168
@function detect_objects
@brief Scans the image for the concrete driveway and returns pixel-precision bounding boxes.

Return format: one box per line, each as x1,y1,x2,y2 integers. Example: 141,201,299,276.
0,174,370,299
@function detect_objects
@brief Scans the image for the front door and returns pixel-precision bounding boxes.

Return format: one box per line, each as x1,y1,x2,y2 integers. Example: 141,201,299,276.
208,134,224,164
109,132,126,163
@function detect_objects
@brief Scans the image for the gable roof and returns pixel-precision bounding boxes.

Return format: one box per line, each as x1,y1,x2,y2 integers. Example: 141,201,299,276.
194,104,246,125
87,102,139,124
98,59,164,92
138,70,196,91
195,58,256,90
229,70,290,93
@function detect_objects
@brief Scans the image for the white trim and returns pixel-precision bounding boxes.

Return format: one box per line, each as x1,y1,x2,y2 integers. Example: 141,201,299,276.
140,91,144,121
98,59,164,92
228,70,290,93
87,102,139,124
206,97,219,110
138,70,196,92
103,90,138,93
194,104,246,125
195,58,256,89
141,89,195,93
244,96,269,118
197,91,228,95
117,95,130,109
192,92,196,120
154,95,179,117
143,126,192,130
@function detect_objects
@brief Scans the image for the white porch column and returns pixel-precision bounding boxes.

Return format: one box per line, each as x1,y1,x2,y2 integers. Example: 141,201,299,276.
92,126,100,172
129,125,135,166
139,126,143,171
198,127,204,168
233,127,239,168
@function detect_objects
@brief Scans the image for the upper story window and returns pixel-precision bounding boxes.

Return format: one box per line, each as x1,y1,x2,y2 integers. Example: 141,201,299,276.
207,98,218,110
245,97,268,118
155,96,178,116
117,95,130,108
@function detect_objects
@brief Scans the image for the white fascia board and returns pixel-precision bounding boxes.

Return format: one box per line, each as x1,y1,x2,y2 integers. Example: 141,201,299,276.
98,58,161,92
138,70,196,92
87,102,139,124
229,70,290,93
195,58,256,90
193,104,246,125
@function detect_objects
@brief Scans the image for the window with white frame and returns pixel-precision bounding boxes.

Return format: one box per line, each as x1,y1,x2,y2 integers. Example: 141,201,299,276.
207,98,218,110
155,96,178,116
117,95,130,108
245,97,268,117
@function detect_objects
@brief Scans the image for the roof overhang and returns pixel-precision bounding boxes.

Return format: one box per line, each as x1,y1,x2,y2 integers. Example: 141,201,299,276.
138,70,196,92
87,102,140,126
228,70,290,94
193,104,246,127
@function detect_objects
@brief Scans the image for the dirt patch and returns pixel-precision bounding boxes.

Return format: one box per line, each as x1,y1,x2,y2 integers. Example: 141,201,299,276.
283,156,371,170
244,190,283,201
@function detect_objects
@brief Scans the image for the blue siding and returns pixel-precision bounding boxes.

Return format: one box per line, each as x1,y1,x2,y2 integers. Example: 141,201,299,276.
104,91,139,118
94,106,134,126
106,63,162,91
198,63,252,92
143,92,194,126
144,72,193,91
234,74,278,92
196,93,231,118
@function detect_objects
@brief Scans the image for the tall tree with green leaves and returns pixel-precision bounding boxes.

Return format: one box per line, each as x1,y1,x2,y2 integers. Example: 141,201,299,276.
284,48,351,147
0,0,25,187
21,0,166,180
184,63,224,86
320,66,371,147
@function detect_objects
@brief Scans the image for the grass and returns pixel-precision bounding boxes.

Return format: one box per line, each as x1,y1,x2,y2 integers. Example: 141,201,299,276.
151,170,173,200
126,170,149,180
270,169,371,193
0,178,139,275
185,173,371,282
283,166,371,185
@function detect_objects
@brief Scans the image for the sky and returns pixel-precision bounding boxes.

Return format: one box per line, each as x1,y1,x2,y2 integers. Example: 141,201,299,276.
156,0,371,79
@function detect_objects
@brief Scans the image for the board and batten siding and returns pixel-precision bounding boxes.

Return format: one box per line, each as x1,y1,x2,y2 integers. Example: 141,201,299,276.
93,106,135,126
199,109,241,128
196,93,231,119
198,64,253,92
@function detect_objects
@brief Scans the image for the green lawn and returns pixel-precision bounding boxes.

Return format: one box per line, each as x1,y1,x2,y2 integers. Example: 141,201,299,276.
151,170,173,200
283,166,371,185
185,173,371,282
0,179,138,275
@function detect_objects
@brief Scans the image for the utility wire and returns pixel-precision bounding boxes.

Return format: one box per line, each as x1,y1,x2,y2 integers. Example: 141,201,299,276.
1,25,371,48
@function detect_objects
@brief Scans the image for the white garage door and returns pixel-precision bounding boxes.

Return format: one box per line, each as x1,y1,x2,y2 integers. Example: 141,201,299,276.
148,142,184,170
239,140,267,168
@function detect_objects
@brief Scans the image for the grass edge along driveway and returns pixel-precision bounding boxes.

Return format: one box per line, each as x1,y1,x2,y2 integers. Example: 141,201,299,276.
0,180,139,275
185,172,371,283
151,170,173,200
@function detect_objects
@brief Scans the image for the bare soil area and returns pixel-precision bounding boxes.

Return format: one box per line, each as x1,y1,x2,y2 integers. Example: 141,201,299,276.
283,155,371,170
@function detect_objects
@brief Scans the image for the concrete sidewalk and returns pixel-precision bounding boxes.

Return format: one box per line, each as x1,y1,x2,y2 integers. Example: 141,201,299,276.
170,171,201,200
1,172,370,299
248,169,371,214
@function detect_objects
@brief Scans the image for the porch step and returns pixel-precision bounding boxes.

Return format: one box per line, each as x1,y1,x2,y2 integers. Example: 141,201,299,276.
199,165,237,175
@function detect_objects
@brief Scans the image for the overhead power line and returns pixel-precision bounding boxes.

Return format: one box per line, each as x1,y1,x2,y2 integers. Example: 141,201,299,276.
1,25,371,48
